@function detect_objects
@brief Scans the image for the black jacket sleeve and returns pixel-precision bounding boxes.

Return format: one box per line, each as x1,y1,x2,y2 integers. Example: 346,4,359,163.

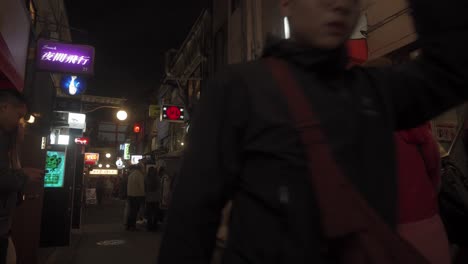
157,69,249,263
368,0,468,130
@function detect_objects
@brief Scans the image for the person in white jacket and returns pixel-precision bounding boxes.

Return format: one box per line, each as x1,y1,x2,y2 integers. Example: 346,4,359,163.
126,165,145,231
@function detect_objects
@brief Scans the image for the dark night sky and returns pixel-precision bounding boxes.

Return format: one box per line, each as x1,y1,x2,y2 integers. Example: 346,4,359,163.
64,1,211,104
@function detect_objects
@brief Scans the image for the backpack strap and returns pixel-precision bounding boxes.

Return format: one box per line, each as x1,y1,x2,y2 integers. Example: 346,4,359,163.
264,57,429,264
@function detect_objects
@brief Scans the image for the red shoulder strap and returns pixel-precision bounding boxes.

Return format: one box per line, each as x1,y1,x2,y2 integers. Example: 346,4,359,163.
265,57,367,238
264,57,429,264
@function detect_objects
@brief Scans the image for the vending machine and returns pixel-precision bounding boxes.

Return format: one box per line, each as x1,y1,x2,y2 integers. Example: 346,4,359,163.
40,128,83,247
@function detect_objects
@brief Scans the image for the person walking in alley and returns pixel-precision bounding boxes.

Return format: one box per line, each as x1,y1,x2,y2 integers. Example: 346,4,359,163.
158,0,468,263
145,167,160,231
119,169,132,228
0,89,43,264
158,165,171,224
95,176,105,206
126,165,145,231
395,124,451,264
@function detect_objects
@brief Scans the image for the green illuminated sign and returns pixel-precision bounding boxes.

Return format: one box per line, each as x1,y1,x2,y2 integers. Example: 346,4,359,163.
124,143,131,160
44,151,66,188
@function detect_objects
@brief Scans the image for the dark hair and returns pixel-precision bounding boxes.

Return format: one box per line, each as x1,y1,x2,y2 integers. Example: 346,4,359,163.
148,167,156,174
0,89,28,106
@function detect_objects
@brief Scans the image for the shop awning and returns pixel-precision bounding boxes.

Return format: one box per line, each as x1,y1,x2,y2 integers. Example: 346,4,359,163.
0,34,24,91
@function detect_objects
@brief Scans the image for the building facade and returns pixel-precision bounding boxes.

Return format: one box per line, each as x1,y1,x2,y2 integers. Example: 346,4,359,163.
0,0,31,91
150,10,212,158
0,0,76,262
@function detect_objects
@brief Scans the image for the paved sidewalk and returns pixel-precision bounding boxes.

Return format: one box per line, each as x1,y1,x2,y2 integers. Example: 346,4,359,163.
40,199,161,264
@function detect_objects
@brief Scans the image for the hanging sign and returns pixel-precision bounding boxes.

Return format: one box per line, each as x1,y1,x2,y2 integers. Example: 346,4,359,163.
124,143,131,160
131,155,143,165
68,113,86,130
84,153,99,165
149,105,159,118
61,75,87,96
75,137,89,145
161,105,185,123
36,38,95,75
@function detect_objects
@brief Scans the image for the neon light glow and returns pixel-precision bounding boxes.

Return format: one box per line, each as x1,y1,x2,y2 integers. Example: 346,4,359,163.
36,39,95,75
61,75,86,96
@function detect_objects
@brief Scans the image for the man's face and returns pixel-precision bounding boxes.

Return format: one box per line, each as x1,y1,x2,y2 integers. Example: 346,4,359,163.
281,0,361,49
0,102,27,133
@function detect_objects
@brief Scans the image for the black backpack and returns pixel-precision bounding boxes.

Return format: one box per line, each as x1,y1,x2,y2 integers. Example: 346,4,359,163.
439,156,468,245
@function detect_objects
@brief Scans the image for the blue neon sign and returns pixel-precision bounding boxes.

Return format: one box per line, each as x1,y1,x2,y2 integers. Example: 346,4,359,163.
60,75,87,96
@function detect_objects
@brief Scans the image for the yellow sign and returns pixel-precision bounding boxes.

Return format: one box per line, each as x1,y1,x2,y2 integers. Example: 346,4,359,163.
84,153,99,165
149,105,160,118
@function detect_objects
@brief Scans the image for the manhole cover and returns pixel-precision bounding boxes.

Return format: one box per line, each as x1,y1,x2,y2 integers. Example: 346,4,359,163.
96,240,126,246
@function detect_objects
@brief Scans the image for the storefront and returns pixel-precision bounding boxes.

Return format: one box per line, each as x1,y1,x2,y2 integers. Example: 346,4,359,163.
0,0,30,91
85,168,122,205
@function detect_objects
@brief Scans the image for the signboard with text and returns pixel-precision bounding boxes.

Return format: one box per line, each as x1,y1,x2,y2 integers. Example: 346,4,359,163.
124,143,131,160
75,137,89,145
131,155,143,165
149,105,159,118
161,105,185,123
84,153,99,165
85,188,97,205
435,123,457,142
68,113,86,130
44,151,66,188
36,39,95,75
89,169,118,176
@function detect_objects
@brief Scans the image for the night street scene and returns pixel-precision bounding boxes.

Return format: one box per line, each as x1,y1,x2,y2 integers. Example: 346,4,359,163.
1,0,468,263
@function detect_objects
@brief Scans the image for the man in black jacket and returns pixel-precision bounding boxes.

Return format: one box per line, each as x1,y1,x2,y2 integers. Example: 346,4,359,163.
158,0,468,263
0,89,43,264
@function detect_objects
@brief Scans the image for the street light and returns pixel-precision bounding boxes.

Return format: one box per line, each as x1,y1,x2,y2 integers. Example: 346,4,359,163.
116,110,128,121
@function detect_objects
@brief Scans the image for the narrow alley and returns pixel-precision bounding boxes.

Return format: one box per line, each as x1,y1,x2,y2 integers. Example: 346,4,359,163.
2,0,468,263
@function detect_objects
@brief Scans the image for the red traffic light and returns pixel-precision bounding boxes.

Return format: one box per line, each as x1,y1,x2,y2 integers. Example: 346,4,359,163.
133,124,141,133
